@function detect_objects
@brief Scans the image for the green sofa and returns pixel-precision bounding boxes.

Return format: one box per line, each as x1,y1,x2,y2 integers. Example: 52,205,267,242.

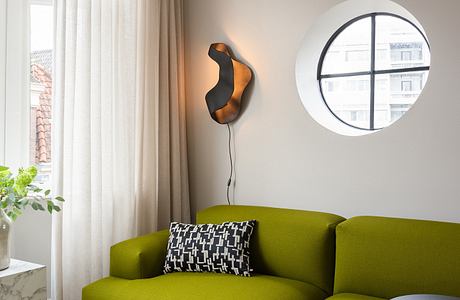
83,205,460,300
83,205,345,300
330,216,460,300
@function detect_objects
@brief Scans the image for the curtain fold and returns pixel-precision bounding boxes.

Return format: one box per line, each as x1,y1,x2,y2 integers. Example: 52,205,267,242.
134,0,190,235
52,1,189,299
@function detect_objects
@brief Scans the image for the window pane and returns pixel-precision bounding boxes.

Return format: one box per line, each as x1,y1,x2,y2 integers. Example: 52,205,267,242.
374,70,429,128
30,4,53,185
321,17,371,75
375,15,430,70
321,75,371,129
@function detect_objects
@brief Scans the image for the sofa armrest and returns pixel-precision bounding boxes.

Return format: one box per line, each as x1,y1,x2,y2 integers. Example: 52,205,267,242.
110,229,170,280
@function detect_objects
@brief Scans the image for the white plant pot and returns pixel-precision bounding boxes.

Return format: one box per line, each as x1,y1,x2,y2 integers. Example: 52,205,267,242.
0,208,11,270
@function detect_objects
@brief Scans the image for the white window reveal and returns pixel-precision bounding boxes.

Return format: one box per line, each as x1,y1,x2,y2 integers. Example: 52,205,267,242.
296,1,431,136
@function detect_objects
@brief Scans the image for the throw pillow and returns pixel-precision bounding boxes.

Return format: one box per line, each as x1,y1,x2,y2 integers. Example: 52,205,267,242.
163,220,256,277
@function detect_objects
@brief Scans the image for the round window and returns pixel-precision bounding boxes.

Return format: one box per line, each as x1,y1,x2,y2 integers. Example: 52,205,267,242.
317,13,430,131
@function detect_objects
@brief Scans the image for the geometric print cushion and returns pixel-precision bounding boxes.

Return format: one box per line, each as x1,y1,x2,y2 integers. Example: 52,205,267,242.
163,220,256,277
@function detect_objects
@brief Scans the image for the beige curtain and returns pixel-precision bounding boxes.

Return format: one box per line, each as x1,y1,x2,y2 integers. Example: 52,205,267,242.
135,0,190,235
52,0,190,299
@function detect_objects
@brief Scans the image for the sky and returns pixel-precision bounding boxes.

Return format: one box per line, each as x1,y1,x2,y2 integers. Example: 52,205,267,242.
30,4,53,51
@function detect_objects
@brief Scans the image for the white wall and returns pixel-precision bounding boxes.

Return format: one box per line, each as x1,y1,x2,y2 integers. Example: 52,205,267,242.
13,212,51,298
184,0,460,223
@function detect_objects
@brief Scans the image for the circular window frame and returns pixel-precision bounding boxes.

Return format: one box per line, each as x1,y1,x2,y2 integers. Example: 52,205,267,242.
295,0,432,136
317,12,431,132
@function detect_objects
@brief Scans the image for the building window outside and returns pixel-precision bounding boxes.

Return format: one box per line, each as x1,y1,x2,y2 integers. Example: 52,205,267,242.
401,80,412,91
401,50,412,61
390,104,411,122
318,13,430,131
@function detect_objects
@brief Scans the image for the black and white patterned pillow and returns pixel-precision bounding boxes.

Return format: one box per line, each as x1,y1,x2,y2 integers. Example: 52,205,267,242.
163,220,256,277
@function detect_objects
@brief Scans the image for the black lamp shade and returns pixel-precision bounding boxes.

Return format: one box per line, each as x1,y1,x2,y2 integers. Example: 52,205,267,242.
205,43,252,124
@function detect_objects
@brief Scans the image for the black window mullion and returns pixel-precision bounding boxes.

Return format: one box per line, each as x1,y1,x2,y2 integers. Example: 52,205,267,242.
374,66,430,75
370,14,376,130
319,66,430,80
320,71,371,79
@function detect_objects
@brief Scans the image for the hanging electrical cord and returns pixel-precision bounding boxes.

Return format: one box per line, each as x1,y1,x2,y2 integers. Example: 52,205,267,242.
226,123,233,205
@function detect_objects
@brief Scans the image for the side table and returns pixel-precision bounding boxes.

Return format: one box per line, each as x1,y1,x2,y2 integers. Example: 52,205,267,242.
0,259,46,299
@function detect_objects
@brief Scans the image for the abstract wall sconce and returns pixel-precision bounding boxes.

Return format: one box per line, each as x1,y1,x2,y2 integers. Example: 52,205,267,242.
205,43,252,124
205,43,253,205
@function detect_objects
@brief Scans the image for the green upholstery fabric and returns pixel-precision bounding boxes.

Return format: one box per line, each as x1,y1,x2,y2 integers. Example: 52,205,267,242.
110,229,169,279
84,205,344,299
83,272,327,300
334,216,460,298
197,205,345,294
327,293,386,300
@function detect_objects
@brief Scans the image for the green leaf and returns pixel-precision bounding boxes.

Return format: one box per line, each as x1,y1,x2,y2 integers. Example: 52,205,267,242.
36,203,45,211
8,211,18,221
55,196,65,202
53,205,61,212
44,190,50,196
31,202,45,211
7,193,15,205
47,201,53,214
26,166,38,179
12,207,22,217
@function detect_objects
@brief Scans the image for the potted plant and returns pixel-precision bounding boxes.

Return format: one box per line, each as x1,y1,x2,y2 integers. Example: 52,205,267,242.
0,165,64,270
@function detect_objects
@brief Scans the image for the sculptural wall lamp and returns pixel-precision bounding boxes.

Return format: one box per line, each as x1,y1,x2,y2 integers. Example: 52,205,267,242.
205,43,252,124
205,43,253,205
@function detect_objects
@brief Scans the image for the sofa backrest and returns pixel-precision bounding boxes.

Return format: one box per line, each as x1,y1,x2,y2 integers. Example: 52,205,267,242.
334,216,460,298
196,205,345,294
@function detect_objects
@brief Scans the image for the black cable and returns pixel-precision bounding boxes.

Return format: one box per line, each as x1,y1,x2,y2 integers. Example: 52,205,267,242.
226,123,233,205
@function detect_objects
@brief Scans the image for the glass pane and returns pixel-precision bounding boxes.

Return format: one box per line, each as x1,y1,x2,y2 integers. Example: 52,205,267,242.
30,3,53,185
321,75,371,129
374,70,429,128
375,15,430,70
321,17,371,75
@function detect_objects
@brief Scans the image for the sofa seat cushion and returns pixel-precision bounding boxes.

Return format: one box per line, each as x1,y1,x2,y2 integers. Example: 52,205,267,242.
83,272,328,300
327,293,387,300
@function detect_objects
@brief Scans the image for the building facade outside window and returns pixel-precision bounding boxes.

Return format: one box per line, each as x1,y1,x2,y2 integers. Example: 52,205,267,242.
30,2,53,185
318,13,430,131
